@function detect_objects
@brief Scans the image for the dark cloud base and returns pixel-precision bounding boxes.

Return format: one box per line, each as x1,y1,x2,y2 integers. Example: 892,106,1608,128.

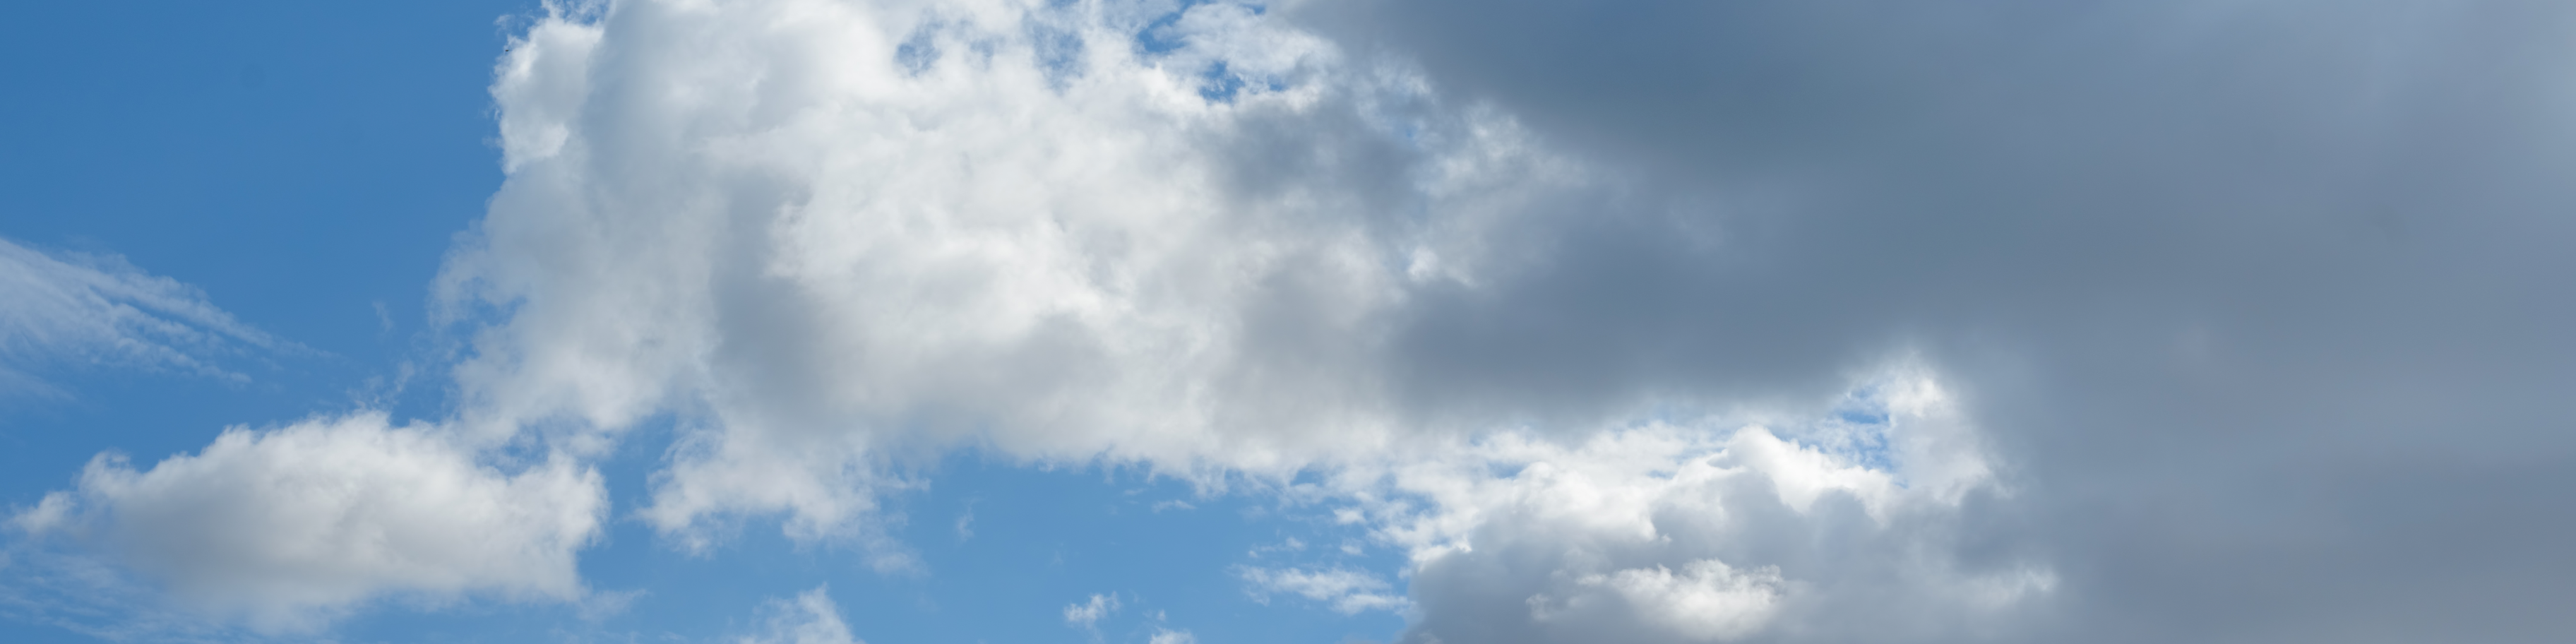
1302,1,2576,641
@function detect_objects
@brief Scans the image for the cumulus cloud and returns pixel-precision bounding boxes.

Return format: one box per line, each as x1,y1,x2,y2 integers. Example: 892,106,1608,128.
443,0,1580,544
0,237,280,395
1527,559,1784,643
1313,376,2044,643
1062,592,1120,628
738,585,865,644
11,413,604,631
438,0,2044,640
1147,628,1197,644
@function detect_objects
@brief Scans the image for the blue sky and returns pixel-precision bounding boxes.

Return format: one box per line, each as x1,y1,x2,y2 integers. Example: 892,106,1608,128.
0,0,511,468
7,1,2576,643
0,1,482,513
0,1,1384,641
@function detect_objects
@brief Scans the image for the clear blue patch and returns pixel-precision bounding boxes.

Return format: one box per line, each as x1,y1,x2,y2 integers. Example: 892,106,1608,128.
1024,18,1086,88
1133,0,1272,58
1788,383,1900,476
894,23,940,76
1837,409,1890,427
1132,1,1214,56
1198,60,1249,102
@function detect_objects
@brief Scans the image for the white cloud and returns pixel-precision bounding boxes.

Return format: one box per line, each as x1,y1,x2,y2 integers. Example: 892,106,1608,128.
1327,374,2042,643
1148,628,1198,644
1527,559,1784,643
443,0,1577,544
738,585,864,644
1236,565,1407,615
0,237,280,394
1063,592,1120,628
11,413,604,631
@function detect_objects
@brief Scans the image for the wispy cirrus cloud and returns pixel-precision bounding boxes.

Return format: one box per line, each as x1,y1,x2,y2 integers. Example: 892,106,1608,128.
1236,566,1407,615
0,237,284,395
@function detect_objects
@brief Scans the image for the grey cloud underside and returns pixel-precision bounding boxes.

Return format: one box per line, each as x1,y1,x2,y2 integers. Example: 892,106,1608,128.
1299,1,2576,641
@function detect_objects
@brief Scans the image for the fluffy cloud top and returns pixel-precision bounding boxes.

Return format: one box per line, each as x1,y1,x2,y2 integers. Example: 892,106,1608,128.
444,0,1585,545
13,413,603,631
1530,559,1785,643
1323,378,2041,643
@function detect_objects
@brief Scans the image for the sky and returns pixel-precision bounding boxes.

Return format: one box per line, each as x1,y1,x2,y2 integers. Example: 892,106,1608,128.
3,1,2573,643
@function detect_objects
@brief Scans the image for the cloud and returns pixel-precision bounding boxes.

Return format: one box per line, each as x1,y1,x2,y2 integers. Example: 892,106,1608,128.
1062,592,1120,628
738,585,864,644
443,0,1580,544
442,0,2042,640
1289,1,2576,640
11,413,604,631
1235,565,1407,615
11,0,2539,640
1148,628,1197,644
1527,559,1784,643
0,237,281,395
1331,375,2044,643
